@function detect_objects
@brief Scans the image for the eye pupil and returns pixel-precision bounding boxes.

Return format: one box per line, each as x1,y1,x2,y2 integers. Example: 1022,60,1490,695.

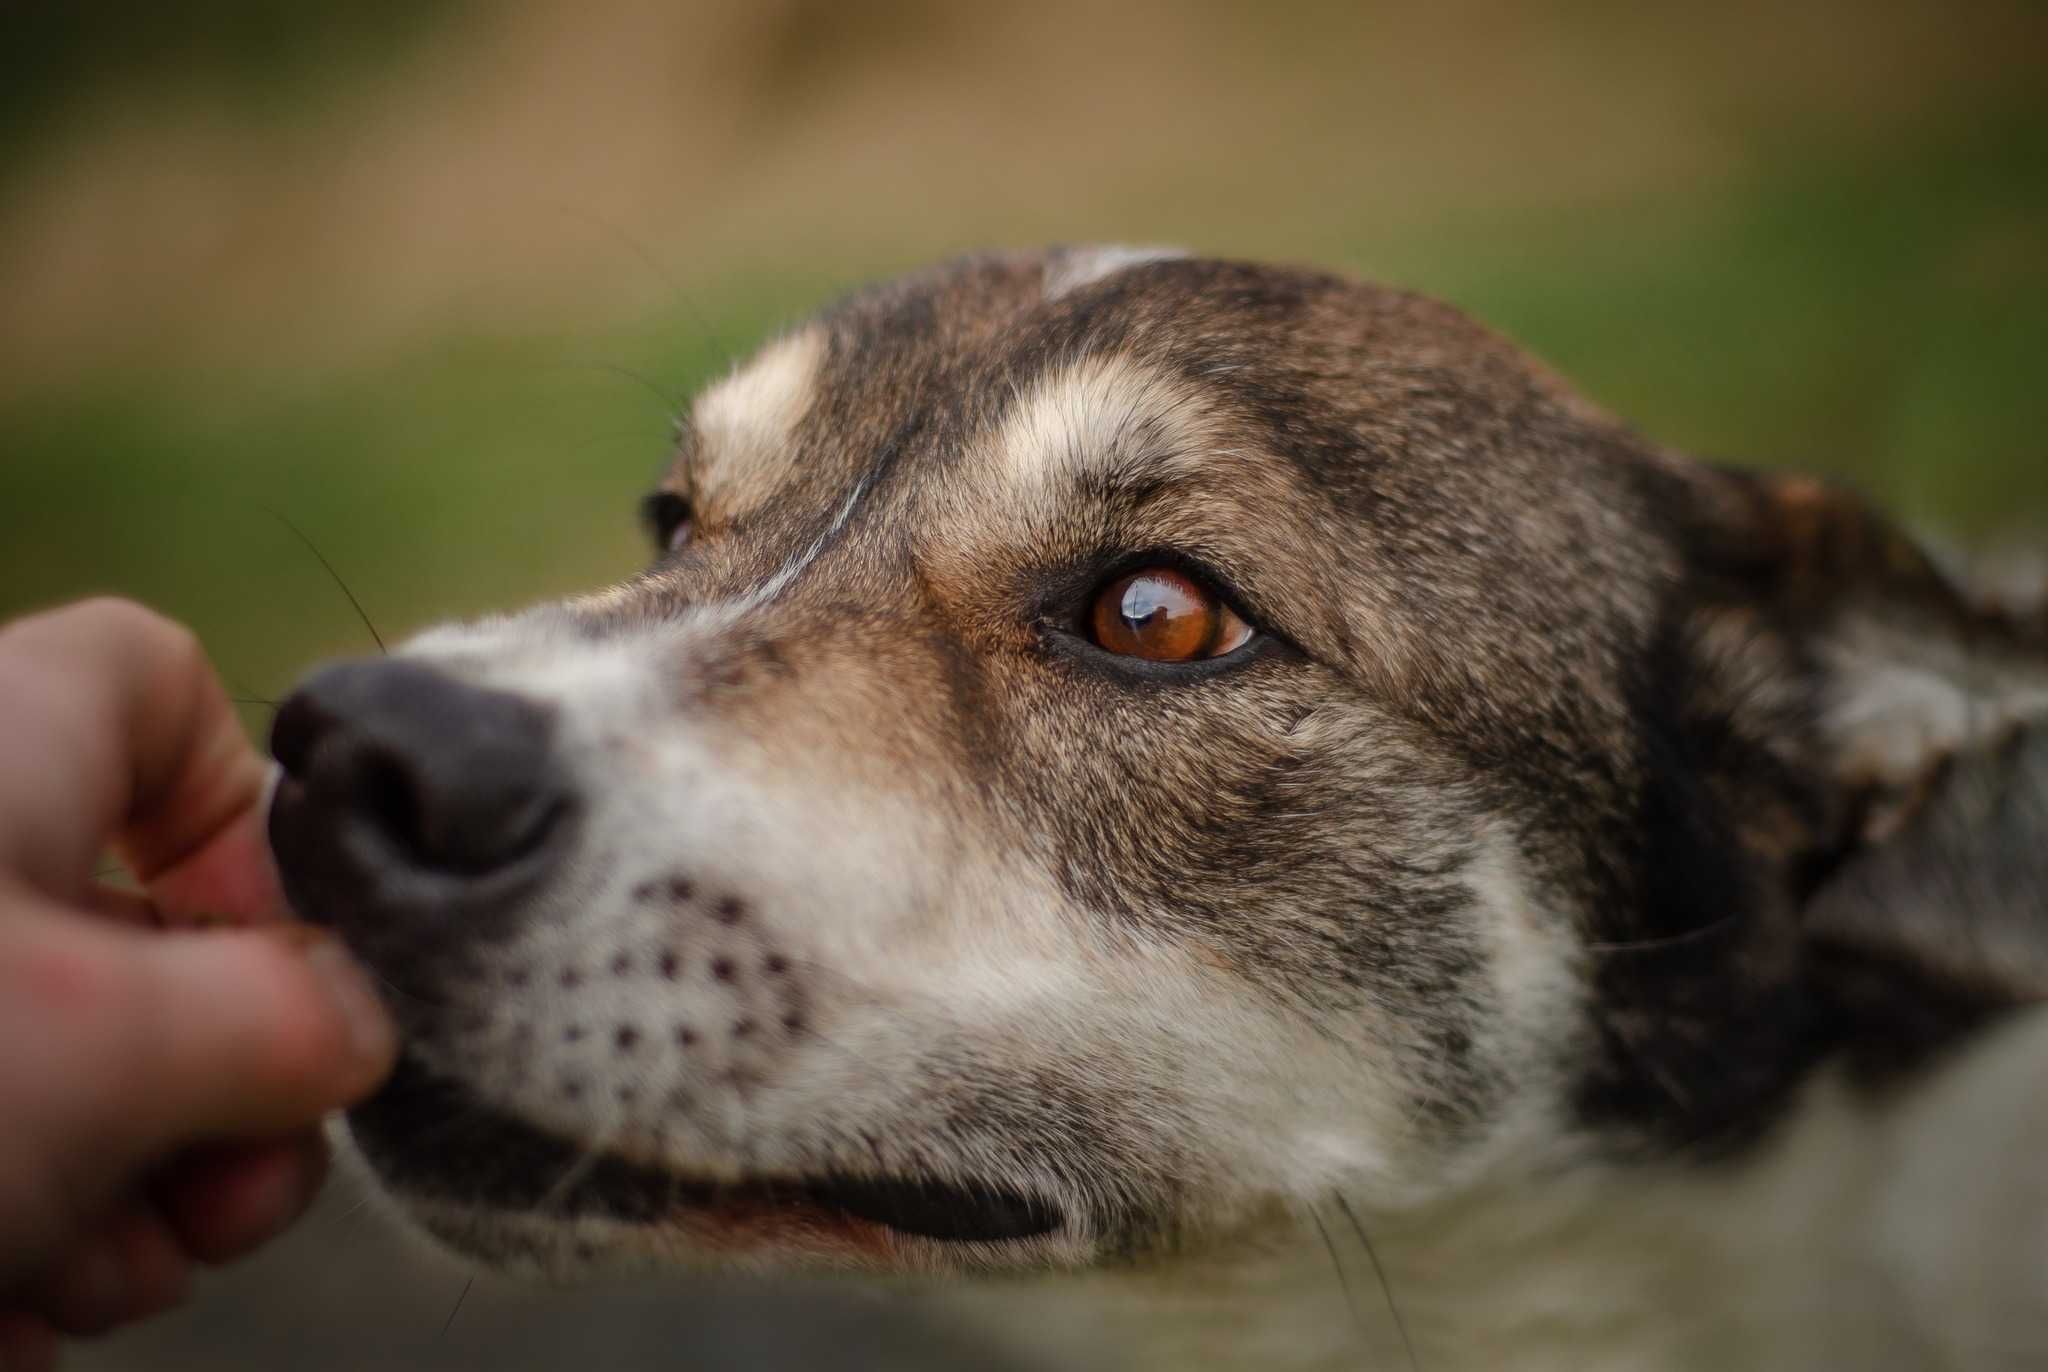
1119,584,1173,631
1089,567,1251,664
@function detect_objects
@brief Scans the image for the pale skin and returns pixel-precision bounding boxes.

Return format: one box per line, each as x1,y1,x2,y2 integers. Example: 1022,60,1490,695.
0,600,398,1370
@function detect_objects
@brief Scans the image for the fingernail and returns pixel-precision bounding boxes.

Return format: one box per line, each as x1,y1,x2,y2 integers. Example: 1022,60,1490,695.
305,941,397,1068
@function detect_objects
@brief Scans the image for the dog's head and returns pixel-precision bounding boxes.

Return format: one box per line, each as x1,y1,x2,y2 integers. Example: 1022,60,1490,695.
269,249,2046,1276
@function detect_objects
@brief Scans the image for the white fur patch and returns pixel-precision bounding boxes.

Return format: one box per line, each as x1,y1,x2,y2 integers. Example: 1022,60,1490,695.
1042,245,1186,300
1450,834,1584,1180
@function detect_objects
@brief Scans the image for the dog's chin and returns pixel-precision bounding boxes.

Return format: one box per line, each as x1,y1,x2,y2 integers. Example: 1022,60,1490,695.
344,1055,1078,1276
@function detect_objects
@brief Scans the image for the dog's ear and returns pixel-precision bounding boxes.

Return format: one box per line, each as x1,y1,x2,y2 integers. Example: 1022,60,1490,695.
1666,465,2046,1047
1670,465,2045,851
1800,724,2048,1074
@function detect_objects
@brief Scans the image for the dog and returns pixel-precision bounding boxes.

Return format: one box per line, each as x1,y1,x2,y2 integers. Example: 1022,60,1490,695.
267,248,2048,1369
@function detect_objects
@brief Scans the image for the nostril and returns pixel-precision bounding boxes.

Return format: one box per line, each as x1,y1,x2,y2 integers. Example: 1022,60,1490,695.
358,750,426,863
351,738,566,878
418,787,568,876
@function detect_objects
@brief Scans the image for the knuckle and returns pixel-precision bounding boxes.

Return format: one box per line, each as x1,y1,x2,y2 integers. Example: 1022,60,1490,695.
66,596,172,645
72,598,205,684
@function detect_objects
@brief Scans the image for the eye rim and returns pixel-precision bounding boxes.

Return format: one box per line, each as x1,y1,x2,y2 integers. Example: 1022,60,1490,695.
639,490,694,555
1043,550,1277,682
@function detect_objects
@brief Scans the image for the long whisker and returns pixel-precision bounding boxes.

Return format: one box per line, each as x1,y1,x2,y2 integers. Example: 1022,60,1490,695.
569,359,687,419
222,666,279,705
1309,1201,1371,1364
332,1189,381,1226
545,201,737,372
1585,911,1740,955
535,1122,617,1219
1336,1193,1421,1372
368,968,447,1012
261,506,387,655
438,1274,474,1340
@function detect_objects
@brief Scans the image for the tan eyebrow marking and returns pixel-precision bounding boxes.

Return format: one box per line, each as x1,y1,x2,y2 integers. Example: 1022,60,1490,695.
981,352,1218,495
689,326,828,517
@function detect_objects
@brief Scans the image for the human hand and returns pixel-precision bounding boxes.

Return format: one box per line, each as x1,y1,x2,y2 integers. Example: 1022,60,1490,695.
0,600,398,1369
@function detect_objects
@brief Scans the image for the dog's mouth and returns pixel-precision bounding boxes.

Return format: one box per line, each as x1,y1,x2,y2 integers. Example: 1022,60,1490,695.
349,1056,1063,1248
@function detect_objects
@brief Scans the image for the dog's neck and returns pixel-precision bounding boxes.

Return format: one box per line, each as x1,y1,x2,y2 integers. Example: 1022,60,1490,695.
950,1005,2048,1372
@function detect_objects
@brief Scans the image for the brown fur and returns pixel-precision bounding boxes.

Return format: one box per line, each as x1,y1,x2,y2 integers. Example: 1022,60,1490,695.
272,251,2046,1298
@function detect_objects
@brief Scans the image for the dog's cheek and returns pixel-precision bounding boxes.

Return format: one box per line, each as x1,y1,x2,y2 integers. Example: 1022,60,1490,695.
986,664,1543,1164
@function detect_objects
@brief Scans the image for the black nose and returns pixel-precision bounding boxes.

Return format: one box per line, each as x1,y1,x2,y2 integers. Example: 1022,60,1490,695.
269,659,570,935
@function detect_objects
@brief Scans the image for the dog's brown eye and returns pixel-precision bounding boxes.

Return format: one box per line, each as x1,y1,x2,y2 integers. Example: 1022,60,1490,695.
641,491,693,554
1090,568,1252,662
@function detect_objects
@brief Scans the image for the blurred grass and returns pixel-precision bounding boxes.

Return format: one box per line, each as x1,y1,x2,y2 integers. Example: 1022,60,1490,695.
0,10,2042,712
1396,107,2048,509
0,9,2042,1370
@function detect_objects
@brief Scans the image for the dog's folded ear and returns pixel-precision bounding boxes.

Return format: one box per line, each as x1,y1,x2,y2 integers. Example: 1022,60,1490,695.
1668,464,2045,846
1662,463,2046,1061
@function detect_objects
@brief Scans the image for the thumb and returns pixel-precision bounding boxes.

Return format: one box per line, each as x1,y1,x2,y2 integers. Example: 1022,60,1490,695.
116,925,398,1145
2,904,396,1218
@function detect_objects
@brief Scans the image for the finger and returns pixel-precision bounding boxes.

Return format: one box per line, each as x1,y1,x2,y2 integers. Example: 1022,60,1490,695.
3,907,394,1189
78,883,160,928
0,599,278,920
154,1132,328,1266
132,930,394,1142
0,1311,58,1372
141,782,288,930
24,1205,190,1336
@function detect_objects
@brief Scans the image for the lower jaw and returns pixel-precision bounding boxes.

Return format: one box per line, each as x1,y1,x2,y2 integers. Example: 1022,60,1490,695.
345,1056,1066,1266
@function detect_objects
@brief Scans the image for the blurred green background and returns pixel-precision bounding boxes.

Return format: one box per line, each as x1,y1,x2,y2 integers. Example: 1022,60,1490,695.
3,0,2043,704
4,2,2048,700
2,4,2043,1367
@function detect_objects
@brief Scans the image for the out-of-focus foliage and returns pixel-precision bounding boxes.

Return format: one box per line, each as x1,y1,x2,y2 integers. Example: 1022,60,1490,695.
2,0,2042,695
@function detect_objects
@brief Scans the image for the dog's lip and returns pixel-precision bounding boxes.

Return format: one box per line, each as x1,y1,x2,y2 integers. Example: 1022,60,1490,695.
797,1174,1061,1243
348,1055,1063,1247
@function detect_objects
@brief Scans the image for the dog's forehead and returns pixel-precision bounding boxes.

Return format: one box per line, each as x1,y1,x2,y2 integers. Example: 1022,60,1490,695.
672,247,1560,523
648,249,1649,682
